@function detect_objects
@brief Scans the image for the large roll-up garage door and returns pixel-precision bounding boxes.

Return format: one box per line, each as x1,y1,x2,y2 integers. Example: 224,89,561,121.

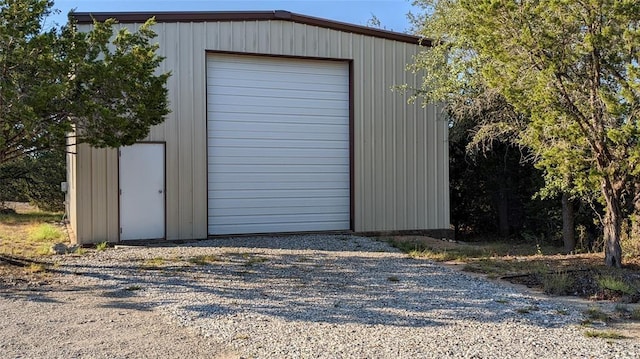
207,54,350,235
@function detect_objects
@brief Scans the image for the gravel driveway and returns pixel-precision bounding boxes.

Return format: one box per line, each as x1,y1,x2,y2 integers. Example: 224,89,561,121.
2,234,639,358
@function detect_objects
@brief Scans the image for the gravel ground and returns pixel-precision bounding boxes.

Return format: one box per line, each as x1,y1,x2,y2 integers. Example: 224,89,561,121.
2,234,640,358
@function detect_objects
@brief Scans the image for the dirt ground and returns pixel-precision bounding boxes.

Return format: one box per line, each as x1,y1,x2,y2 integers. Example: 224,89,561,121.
392,235,640,339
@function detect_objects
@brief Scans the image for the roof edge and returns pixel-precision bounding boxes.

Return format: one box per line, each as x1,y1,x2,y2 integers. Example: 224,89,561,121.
69,10,431,46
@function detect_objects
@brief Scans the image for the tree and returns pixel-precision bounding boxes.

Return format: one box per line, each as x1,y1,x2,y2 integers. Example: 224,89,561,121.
0,148,65,211
0,0,170,166
410,0,640,267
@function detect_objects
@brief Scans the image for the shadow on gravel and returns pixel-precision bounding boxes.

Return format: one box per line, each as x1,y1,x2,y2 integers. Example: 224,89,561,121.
0,290,63,304
0,281,155,314
144,234,396,253
44,242,577,331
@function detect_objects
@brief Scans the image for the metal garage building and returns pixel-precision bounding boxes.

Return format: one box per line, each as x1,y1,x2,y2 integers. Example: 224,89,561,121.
66,11,450,244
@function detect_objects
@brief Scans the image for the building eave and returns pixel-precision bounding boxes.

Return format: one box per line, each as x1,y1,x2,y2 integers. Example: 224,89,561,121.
70,10,432,46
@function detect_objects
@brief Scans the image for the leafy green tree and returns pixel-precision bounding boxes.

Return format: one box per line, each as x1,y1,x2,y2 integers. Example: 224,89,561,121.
410,0,640,267
0,149,65,211
0,0,170,166
448,91,562,241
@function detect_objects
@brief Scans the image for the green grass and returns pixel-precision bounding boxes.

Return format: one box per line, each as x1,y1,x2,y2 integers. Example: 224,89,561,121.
27,263,47,273
597,276,637,295
141,257,166,268
386,236,640,306
613,304,640,320
584,330,628,340
36,244,52,256
542,271,575,295
71,246,87,256
393,242,491,262
95,241,109,252
584,307,610,322
0,211,62,225
631,307,640,320
516,305,540,314
244,256,268,266
0,209,68,257
28,223,63,242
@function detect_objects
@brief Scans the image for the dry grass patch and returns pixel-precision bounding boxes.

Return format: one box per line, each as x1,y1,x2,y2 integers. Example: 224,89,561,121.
0,205,66,258
584,330,629,340
188,254,222,265
386,236,640,303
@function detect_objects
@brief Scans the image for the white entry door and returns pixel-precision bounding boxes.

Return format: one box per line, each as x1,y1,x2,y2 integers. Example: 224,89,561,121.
119,143,165,240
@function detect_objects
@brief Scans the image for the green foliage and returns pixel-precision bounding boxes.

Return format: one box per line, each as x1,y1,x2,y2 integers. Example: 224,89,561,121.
542,271,575,296
0,149,65,211
28,223,63,242
188,254,221,265
0,0,170,167
584,307,610,322
584,330,628,340
62,16,171,148
410,0,640,266
597,275,637,295
449,110,561,239
95,241,109,251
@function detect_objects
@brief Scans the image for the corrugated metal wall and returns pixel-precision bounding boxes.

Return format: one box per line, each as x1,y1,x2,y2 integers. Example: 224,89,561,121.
71,19,449,243
65,134,77,241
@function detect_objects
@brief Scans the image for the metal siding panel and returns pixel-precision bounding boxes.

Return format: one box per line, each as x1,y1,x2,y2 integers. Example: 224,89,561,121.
218,22,232,49
192,23,208,239
163,24,180,239
231,22,245,51
90,149,105,241
73,145,117,244
293,23,306,55
75,143,90,242
66,136,78,243
421,102,432,228
244,21,257,52
306,24,319,57
258,21,270,53
371,38,384,228
352,35,366,231
148,23,169,141
106,149,119,241
384,41,397,229
178,23,194,239
269,21,282,54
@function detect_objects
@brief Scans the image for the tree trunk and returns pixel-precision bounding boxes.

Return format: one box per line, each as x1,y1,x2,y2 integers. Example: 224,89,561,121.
603,185,623,268
562,193,575,253
632,184,640,245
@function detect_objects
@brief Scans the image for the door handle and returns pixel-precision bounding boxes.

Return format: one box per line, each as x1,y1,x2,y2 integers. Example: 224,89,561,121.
159,190,163,194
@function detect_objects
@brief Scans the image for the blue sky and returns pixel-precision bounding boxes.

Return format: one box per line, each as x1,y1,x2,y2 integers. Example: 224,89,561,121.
50,0,420,34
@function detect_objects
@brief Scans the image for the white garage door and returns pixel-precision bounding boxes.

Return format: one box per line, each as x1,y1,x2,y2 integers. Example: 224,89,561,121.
207,54,350,235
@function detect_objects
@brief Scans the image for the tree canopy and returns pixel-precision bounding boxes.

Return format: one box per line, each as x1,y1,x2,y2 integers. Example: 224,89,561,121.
0,0,170,166
410,0,640,266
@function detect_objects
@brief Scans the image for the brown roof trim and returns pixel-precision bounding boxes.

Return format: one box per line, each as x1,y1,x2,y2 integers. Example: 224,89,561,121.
70,10,431,46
